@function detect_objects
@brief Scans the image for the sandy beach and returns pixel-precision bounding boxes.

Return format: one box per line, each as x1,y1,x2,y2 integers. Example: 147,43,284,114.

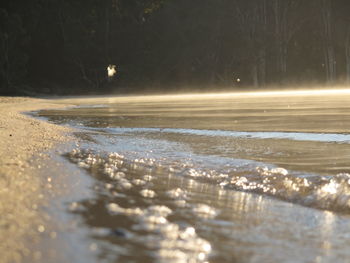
0,97,73,263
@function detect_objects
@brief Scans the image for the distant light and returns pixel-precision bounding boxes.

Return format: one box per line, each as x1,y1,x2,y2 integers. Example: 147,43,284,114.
236,78,241,82
107,65,117,78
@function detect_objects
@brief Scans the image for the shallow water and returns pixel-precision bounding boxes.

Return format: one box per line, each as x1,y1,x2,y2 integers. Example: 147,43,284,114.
37,91,350,262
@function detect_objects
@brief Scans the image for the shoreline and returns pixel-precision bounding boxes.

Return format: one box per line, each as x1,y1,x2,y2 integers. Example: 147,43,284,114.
0,97,74,263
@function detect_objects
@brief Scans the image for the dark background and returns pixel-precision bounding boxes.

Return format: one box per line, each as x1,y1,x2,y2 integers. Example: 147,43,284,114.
1,0,350,95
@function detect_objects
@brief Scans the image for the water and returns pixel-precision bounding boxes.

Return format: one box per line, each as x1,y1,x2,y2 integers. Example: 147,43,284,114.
37,91,350,262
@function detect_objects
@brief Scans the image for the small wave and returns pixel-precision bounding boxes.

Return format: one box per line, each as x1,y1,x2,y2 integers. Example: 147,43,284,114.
68,148,350,214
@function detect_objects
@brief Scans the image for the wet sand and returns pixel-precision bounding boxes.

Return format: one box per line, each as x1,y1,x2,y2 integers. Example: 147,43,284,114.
0,97,73,263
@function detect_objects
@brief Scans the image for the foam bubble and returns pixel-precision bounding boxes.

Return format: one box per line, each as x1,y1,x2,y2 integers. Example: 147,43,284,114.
192,204,218,219
106,203,144,216
146,205,172,217
143,175,153,181
166,188,187,199
140,189,156,198
271,167,288,176
118,178,132,190
132,179,146,186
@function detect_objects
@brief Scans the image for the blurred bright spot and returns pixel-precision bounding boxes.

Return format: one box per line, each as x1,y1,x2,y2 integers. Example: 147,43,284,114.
107,65,117,78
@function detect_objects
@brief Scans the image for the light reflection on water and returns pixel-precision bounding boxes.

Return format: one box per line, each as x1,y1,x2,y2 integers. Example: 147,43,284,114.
84,127,350,144
37,91,350,262
64,147,350,263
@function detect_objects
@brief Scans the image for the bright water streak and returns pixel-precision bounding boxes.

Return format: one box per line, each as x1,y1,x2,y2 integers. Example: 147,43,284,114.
37,90,350,263
92,127,350,143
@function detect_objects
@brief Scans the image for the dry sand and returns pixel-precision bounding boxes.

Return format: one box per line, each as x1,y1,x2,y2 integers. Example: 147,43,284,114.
0,97,73,263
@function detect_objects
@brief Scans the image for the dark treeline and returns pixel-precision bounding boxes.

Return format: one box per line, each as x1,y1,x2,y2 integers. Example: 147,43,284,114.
1,0,350,95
